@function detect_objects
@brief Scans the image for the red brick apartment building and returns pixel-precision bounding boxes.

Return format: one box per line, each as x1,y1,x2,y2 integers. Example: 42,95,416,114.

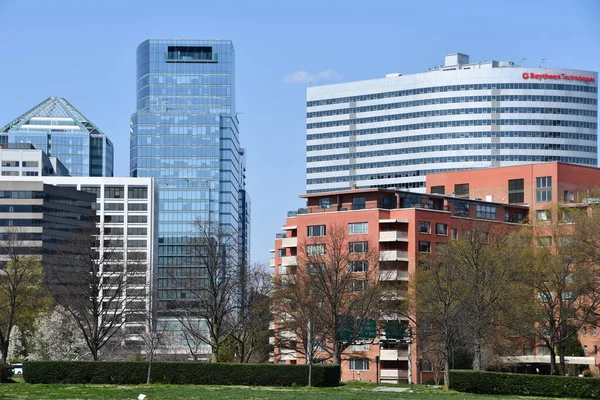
271,162,600,382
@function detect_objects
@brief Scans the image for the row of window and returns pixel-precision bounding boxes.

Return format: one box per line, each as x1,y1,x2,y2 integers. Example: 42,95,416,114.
307,94,598,118
306,241,369,256
307,82,597,107
307,107,598,129
81,186,149,199
419,222,448,235
307,142,596,163
307,119,597,140
306,130,597,152
306,155,596,175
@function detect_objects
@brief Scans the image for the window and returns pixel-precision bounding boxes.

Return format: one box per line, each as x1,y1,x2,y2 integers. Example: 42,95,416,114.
451,228,458,240
81,186,101,197
127,240,147,248
419,241,431,253
381,196,396,209
436,242,447,252
22,161,38,168
2,171,19,176
307,225,326,237
454,183,469,198
349,241,368,253
128,203,148,211
307,244,325,256
350,280,367,292
349,358,369,371
128,186,148,199
436,223,448,235
24,171,38,176
349,260,368,273
536,210,551,221
128,215,147,224
127,227,147,236
104,203,124,211
1,161,19,167
508,179,525,204
166,45,213,62
319,197,332,209
537,236,552,247
536,176,552,202
454,201,470,217
348,222,368,234
593,327,597,337
104,215,124,223
105,186,125,199
430,185,445,195
352,197,366,210
278,249,286,257
476,204,497,220
419,221,431,234
563,191,575,203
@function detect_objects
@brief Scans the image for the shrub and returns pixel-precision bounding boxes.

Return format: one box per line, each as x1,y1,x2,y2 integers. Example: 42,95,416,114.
449,370,600,399
23,361,340,387
0,364,14,383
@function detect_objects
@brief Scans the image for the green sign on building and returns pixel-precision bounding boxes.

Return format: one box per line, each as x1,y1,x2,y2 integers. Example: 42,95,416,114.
385,320,405,340
336,316,377,341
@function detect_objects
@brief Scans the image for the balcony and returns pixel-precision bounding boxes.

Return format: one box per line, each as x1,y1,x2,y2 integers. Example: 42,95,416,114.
269,337,275,345
383,290,407,301
281,256,297,266
269,321,275,330
279,349,297,361
380,349,409,361
269,258,275,267
379,270,408,281
281,237,298,248
379,231,408,242
380,250,409,262
380,369,408,380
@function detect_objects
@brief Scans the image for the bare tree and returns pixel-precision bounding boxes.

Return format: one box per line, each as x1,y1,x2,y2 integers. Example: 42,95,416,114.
231,263,272,363
0,229,48,365
275,223,384,366
47,227,146,361
412,248,466,388
169,220,243,362
529,206,600,375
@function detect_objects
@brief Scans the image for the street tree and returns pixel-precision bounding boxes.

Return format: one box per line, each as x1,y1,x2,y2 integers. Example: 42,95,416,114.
0,229,48,364
170,220,243,362
47,227,147,361
275,223,384,365
231,263,272,363
27,305,88,361
529,206,600,375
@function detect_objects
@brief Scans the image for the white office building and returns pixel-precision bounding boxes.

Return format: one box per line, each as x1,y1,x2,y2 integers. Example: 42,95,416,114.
306,53,598,194
0,176,158,344
0,144,69,176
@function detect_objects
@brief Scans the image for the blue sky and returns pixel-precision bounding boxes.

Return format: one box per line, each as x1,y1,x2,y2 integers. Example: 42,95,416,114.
0,0,598,264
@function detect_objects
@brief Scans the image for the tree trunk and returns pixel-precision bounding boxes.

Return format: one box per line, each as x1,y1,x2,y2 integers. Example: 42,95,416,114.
146,351,153,384
549,345,558,375
1,340,8,365
558,345,566,376
472,340,482,371
443,356,450,390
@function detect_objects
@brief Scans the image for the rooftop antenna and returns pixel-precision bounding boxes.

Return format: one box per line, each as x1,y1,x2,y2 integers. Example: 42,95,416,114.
520,58,527,68
540,58,547,68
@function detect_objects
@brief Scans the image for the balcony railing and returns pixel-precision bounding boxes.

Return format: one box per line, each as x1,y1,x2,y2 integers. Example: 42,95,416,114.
379,270,409,281
281,256,297,266
380,349,409,361
275,233,287,239
281,237,298,248
379,231,409,242
287,208,308,217
380,250,409,261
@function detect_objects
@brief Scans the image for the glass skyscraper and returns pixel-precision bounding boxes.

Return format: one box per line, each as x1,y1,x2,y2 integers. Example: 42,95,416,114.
0,97,114,177
130,39,249,311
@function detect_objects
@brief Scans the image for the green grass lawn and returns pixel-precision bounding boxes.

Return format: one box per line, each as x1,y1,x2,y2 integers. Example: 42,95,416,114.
0,381,587,400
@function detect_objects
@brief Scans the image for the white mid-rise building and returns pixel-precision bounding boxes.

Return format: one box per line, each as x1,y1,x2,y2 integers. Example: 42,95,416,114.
0,176,158,344
0,144,69,177
306,53,598,194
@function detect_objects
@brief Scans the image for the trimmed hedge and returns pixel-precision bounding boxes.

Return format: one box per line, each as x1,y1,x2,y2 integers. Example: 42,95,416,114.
449,370,600,399
23,361,340,387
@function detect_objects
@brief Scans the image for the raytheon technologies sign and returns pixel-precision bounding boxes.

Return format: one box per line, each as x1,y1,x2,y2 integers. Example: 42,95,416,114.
522,72,595,83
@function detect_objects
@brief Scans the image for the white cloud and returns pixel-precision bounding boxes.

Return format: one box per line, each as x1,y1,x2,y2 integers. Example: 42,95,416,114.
282,69,342,84
317,69,343,81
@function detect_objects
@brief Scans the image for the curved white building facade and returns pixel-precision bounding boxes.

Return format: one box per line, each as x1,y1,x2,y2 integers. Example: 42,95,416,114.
306,53,598,194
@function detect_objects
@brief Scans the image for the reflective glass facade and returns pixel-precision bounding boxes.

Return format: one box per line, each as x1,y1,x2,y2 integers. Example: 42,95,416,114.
130,39,248,310
0,97,114,177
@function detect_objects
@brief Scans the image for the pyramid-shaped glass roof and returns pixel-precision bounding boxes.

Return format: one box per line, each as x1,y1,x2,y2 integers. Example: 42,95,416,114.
1,97,105,136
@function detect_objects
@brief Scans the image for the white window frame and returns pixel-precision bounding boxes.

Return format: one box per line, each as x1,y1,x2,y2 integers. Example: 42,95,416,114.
348,222,368,235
